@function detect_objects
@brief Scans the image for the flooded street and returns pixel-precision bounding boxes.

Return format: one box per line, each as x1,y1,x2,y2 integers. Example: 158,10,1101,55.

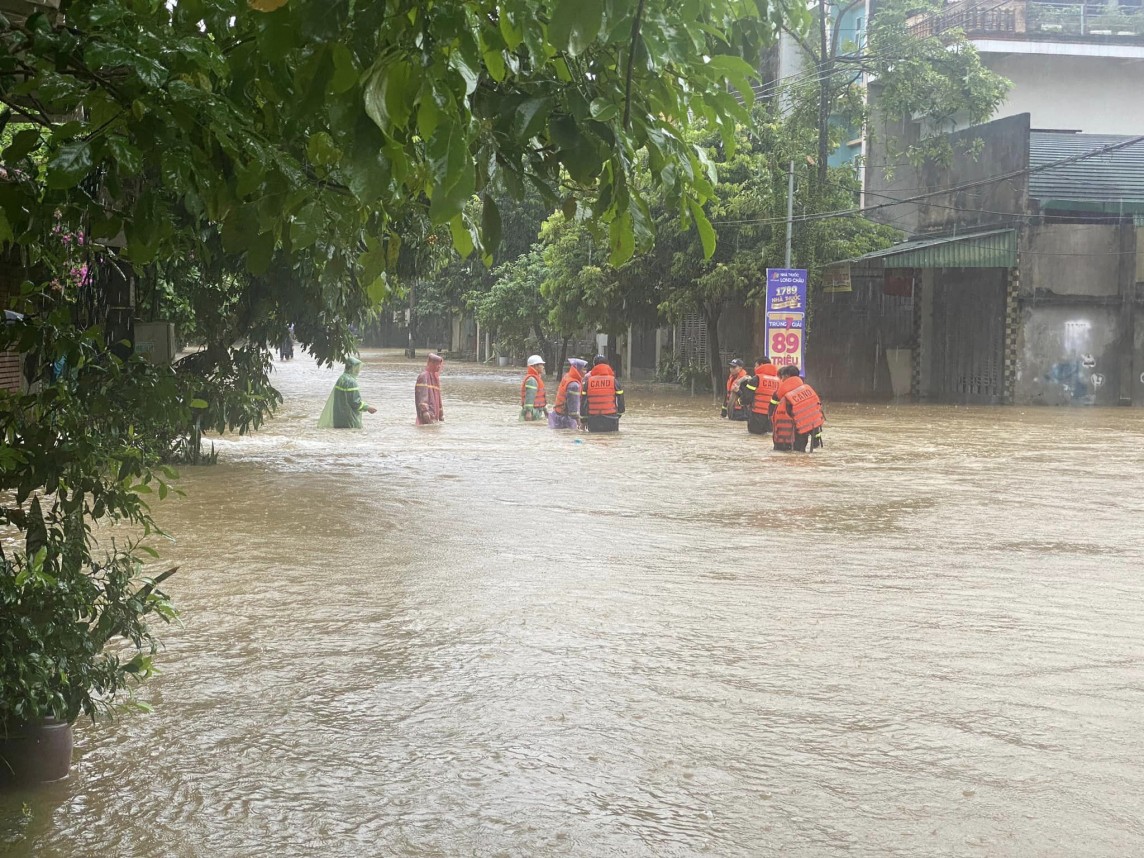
4,348,1144,856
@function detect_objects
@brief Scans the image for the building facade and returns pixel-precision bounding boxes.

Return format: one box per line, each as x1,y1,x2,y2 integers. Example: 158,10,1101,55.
816,113,1144,406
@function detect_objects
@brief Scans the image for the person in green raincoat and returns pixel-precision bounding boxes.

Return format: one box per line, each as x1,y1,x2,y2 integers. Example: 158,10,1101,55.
318,355,377,428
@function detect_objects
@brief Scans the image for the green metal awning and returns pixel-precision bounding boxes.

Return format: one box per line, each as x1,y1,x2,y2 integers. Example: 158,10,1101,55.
854,229,1017,269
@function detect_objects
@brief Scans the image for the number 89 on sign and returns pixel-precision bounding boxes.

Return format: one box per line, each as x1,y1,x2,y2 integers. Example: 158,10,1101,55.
769,328,803,368
770,330,801,356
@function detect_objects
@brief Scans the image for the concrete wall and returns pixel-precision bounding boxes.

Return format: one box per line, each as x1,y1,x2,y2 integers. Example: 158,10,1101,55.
1015,224,1137,405
865,112,1031,235
1018,305,1121,404
1022,224,1123,298
983,53,1144,136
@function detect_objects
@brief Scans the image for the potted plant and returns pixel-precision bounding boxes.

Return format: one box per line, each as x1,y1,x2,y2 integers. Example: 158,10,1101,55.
0,536,176,784
493,333,527,367
0,299,180,785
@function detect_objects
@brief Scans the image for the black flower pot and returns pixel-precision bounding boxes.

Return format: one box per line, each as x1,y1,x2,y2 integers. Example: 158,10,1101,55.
0,719,74,786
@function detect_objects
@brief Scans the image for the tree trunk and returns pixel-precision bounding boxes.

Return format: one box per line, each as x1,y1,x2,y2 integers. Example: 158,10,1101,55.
405,280,417,358
557,336,569,377
607,333,620,377
704,304,722,396
531,321,552,374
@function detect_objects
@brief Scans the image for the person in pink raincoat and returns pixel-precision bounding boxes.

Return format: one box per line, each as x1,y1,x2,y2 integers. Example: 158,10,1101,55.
415,353,445,425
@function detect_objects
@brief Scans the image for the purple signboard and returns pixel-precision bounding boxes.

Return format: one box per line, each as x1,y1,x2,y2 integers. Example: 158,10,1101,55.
765,268,808,368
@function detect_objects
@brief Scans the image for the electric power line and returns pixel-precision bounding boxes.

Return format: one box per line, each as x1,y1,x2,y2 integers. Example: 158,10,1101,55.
710,132,1144,227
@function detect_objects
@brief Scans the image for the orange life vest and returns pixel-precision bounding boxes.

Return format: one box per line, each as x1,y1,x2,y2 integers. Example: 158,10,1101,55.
553,367,582,415
771,377,803,447
750,371,780,415
520,367,546,409
584,364,618,416
785,383,824,434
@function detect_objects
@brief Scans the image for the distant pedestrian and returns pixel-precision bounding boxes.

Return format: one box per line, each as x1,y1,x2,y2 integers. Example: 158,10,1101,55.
318,355,376,428
580,354,624,433
549,357,587,430
770,365,824,452
278,326,294,361
415,353,445,425
519,354,548,422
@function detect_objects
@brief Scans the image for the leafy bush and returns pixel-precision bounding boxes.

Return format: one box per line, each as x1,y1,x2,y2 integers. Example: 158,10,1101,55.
0,540,176,726
0,296,180,727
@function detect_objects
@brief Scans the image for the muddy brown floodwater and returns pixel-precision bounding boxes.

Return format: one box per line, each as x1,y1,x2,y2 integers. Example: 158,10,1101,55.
3,349,1144,857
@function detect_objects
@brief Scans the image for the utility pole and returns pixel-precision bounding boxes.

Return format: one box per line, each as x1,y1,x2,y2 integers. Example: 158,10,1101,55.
817,0,831,187
785,160,795,268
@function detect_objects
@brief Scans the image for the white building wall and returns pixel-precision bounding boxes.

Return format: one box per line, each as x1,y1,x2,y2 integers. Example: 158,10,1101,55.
982,53,1144,134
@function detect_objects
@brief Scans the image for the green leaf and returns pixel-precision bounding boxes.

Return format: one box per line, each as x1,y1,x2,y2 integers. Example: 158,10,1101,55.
2,128,41,163
689,198,716,259
589,98,619,122
481,195,502,254
706,55,758,105
549,0,605,56
450,48,480,97
306,131,340,167
483,49,506,83
549,114,603,183
106,136,143,175
290,202,322,249
366,273,390,304
449,215,475,258
427,118,475,223
499,10,523,50
608,209,635,265
46,142,93,189
514,97,553,141
358,236,388,288
84,44,166,89
330,43,358,94
364,60,415,133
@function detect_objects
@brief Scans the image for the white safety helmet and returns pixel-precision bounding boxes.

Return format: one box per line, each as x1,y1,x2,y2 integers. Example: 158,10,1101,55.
527,354,545,366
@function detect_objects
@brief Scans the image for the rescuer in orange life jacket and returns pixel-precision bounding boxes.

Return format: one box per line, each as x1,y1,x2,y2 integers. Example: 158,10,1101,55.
721,358,749,421
738,356,780,436
519,354,548,422
579,354,625,433
769,365,824,452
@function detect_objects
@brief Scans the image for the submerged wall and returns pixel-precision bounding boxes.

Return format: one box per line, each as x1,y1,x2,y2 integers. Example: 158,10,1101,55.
1015,224,1138,406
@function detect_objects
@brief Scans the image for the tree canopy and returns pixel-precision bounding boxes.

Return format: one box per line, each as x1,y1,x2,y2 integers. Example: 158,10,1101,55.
1,0,795,356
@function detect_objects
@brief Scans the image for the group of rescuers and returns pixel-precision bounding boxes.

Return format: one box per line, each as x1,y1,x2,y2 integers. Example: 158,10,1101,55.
721,356,824,452
525,350,824,450
322,350,823,451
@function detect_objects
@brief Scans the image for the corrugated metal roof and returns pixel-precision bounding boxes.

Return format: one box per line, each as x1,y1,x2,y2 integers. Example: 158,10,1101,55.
1029,132,1144,210
852,229,1017,269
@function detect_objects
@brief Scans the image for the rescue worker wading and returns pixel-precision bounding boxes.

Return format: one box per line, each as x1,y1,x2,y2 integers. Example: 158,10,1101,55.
415,353,445,425
520,354,548,422
580,355,625,433
740,356,780,436
769,365,824,452
318,355,377,428
549,357,587,429
722,358,749,421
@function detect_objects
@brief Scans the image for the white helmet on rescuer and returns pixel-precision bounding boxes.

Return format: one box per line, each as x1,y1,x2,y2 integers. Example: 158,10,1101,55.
527,354,545,366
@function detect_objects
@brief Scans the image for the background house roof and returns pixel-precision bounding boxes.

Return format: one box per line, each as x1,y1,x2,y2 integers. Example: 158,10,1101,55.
1029,131,1144,210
